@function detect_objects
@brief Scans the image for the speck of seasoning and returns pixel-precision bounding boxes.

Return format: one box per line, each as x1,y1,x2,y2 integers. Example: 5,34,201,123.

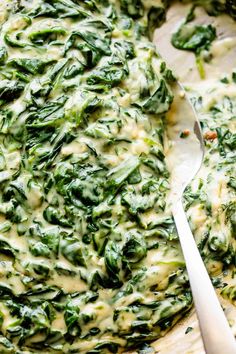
204,131,217,140
180,129,190,138
220,77,229,84
185,326,193,334
232,71,236,83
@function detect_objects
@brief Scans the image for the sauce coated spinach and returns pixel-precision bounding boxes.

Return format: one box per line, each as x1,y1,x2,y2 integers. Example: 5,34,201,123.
0,1,235,353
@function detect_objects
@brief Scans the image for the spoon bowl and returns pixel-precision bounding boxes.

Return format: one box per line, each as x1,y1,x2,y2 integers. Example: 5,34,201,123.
165,83,204,206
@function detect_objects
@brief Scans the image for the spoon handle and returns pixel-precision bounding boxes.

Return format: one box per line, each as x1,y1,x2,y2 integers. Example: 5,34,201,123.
173,200,236,354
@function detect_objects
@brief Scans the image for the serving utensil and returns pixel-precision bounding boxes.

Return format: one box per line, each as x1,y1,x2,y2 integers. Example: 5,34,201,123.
165,82,236,354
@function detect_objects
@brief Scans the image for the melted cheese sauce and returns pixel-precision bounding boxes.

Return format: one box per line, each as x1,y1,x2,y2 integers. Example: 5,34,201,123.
0,1,235,353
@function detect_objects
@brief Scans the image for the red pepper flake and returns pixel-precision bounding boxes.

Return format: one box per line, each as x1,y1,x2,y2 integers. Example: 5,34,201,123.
180,129,190,138
204,131,217,140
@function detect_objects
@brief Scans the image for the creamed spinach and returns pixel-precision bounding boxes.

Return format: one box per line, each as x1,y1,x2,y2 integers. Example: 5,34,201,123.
0,0,235,353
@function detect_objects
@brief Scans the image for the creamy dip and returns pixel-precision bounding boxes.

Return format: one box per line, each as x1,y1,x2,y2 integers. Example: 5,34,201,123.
0,1,235,353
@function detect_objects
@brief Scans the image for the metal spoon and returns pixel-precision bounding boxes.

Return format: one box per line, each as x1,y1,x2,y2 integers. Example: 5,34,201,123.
165,82,236,354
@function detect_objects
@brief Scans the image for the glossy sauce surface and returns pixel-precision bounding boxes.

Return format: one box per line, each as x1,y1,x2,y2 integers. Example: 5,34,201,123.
0,1,235,353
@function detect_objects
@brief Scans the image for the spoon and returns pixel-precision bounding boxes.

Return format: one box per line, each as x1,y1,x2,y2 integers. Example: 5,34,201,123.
165,82,236,354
